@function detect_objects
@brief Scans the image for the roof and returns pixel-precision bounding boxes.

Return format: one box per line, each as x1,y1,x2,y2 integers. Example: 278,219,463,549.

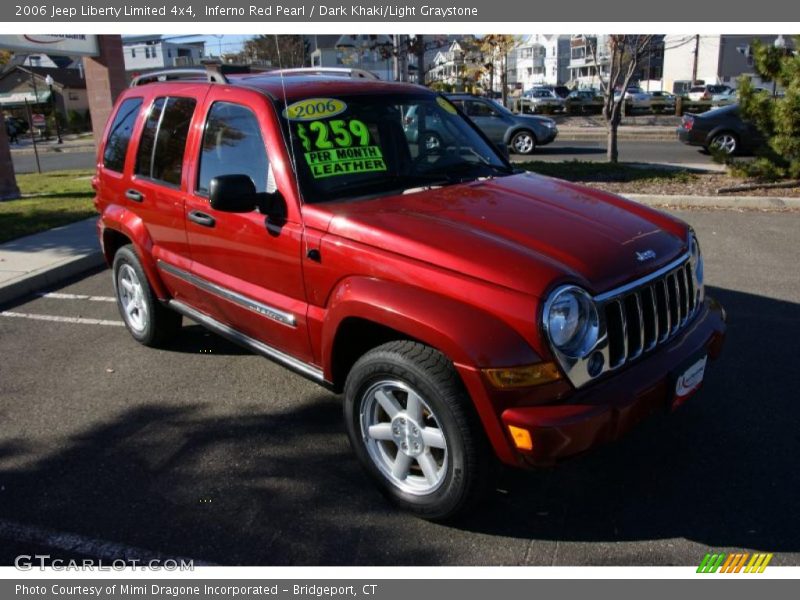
0,66,86,89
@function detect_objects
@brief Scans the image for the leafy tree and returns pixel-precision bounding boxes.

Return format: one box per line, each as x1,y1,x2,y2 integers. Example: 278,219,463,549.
480,35,519,105
586,35,653,162
228,35,307,68
735,37,800,180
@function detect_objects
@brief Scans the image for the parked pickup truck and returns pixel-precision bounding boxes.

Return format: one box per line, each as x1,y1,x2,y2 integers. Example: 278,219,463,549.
94,67,726,520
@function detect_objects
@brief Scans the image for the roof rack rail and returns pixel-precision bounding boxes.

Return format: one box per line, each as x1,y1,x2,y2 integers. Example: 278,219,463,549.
264,67,380,80
130,64,229,87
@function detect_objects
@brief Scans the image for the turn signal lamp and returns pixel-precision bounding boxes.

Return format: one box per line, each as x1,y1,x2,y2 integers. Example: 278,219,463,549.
507,425,534,451
483,362,562,389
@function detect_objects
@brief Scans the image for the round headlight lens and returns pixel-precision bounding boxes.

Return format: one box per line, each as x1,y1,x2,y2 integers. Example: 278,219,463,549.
545,286,599,358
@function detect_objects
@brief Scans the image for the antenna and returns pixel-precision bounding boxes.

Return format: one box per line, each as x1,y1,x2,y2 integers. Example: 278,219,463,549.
274,35,307,233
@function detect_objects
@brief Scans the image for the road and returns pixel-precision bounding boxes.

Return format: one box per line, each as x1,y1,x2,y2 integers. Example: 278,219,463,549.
10,140,717,174
12,150,97,173
1,210,798,566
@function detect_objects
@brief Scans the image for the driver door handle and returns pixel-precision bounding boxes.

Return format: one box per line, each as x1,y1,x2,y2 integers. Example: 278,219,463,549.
188,210,216,228
125,189,144,203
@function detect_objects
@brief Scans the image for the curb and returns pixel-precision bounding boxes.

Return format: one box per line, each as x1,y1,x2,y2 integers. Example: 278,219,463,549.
0,251,105,308
625,193,800,210
557,134,674,142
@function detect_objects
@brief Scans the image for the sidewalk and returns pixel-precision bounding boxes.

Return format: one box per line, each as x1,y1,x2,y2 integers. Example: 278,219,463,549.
556,125,676,141
8,134,95,156
0,217,104,307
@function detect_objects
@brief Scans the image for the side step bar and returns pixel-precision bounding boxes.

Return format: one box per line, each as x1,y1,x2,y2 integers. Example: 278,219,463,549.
168,300,328,385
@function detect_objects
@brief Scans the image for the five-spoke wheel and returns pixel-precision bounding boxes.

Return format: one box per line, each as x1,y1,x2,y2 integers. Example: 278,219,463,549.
112,244,181,347
344,341,493,520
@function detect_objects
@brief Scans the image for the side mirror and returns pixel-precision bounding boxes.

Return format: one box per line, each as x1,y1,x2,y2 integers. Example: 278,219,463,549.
209,175,258,213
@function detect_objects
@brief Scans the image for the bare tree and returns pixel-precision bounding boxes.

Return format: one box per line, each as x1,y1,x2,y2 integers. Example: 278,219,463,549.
586,35,653,162
225,35,307,68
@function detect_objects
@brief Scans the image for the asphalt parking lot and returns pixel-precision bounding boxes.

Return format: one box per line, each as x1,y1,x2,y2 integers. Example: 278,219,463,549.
1,209,798,566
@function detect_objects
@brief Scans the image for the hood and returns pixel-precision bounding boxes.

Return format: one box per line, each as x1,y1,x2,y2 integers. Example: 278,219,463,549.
319,172,688,298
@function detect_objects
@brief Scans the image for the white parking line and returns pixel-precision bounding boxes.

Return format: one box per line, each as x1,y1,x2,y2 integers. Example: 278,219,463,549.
0,518,204,565
39,292,116,302
0,311,124,327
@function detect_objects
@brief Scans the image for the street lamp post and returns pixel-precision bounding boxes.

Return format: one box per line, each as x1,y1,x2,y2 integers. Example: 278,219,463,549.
771,36,788,97
44,74,63,144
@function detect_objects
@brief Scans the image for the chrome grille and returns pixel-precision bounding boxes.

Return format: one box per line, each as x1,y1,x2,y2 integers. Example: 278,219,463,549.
603,259,697,370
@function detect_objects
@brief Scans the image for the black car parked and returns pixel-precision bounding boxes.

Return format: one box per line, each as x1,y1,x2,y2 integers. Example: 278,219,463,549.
677,104,763,156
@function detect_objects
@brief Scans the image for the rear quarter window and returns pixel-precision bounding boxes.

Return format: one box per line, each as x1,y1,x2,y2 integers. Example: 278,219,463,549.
103,97,143,173
135,96,197,187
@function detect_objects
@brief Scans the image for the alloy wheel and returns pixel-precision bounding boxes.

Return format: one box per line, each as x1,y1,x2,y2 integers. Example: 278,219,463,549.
360,379,448,495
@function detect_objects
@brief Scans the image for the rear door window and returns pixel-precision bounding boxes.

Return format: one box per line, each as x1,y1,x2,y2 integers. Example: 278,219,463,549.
135,96,197,187
103,97,142,173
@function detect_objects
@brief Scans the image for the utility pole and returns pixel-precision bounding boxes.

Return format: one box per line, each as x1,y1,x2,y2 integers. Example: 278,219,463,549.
691,34,700,84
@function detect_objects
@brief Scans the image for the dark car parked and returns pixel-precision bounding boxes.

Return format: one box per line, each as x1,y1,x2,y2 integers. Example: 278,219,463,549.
405,94,558,155
447,93,558,155
677,104,763,156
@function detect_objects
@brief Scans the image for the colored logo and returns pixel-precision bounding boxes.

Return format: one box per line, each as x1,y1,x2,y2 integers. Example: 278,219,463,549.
697,552,773,573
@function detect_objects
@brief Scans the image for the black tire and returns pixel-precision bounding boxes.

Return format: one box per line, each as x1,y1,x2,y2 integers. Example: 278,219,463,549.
344,341,494,521
510,130,537,155
112,244,181,347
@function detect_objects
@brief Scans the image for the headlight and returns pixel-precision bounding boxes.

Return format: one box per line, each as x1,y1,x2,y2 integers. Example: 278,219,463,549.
543,120,556,129
689,232,705,302
543,285,599,358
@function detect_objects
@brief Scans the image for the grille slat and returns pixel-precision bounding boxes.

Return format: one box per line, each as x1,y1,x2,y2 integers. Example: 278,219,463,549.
680,265,690,323
642,285,658,351
686,264,696,312
601,258,699,373
668,273,680,335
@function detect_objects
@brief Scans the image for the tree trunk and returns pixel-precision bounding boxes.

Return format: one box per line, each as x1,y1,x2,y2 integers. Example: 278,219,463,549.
607,125,619,163
501,53,508,106
416,35,425,85
605,103,622,163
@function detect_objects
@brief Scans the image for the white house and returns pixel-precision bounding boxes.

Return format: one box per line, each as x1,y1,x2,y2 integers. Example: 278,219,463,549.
514,35,570,90
662,34,791,94
426,39,482,87
122,35,205,73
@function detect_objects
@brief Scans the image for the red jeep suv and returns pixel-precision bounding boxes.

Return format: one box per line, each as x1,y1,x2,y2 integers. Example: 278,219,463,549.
94,67,726,520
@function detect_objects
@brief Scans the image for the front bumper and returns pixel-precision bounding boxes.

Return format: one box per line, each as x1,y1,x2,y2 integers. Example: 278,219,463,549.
538,128,558,146
458,296,726,467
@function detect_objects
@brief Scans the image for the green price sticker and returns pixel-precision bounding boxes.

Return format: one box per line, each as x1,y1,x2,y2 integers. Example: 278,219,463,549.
296,117,387,178
305,146,387,179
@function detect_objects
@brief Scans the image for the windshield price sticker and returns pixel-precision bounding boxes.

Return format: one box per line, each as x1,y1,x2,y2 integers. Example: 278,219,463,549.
295,117,387,179
305,146,387,179
283,98,347,121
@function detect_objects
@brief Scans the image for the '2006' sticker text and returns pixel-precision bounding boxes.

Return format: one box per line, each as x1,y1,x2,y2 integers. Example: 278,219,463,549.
283,98,347,121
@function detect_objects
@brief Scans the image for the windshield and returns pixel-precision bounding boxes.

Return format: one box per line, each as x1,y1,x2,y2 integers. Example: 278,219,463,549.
278,93,512,203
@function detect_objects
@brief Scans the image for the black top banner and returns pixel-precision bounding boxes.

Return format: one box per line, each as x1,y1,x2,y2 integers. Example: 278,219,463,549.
2,0,799,22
